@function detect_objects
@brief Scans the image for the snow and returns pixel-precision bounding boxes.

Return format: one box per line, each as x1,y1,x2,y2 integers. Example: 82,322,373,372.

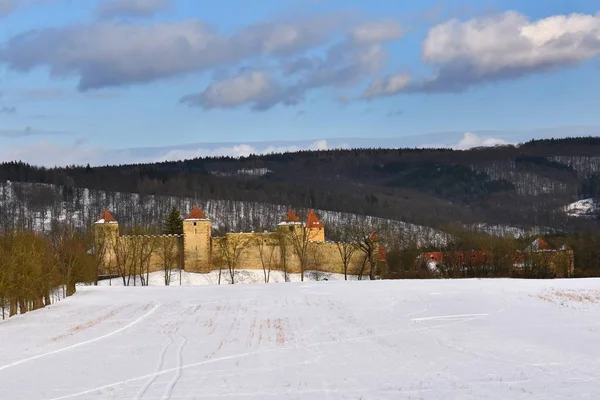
469,223,555,238
98,270,367,286
1,279,600,399
564,198,599,218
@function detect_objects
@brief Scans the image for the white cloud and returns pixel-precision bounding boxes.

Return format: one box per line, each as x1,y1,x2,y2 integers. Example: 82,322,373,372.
362,73,410,99
182,25,400,110
0,140,115,167
180,71,287,110
158,140,333,162
455,132,509,150
96,0,170,19
418,11,600,92
0,14,353,90
361,11,600,98
0,139,337,167
351,20,402,44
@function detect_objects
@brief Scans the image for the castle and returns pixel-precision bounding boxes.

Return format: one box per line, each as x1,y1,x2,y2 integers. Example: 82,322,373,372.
94,206,383,278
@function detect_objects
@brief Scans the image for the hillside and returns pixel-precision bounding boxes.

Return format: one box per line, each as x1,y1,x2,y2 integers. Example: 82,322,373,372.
0,181,446,247
2,137,600,231
1,280,599,399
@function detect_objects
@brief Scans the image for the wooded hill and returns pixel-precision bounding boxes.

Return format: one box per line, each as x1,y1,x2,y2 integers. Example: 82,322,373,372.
2,137,600,232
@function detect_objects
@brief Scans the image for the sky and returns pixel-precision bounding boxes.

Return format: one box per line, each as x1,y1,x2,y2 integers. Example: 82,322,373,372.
1,0,600,166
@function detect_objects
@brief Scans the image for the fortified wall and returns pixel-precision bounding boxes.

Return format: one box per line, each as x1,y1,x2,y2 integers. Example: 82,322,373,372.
94,206,384,277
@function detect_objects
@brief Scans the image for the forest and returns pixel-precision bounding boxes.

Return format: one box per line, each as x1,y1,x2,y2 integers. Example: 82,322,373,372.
1,137,600,231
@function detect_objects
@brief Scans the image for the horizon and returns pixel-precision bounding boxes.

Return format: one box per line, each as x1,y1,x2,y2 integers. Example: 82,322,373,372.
1,0,600,166
3,134,599,170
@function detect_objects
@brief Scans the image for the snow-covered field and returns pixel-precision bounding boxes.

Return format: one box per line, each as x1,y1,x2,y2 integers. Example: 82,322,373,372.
1,279,599,399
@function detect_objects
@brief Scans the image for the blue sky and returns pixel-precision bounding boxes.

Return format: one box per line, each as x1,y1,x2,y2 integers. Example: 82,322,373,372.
1,0,600,166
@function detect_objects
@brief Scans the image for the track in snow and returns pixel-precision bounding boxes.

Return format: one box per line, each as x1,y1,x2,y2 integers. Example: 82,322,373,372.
1,280,599,400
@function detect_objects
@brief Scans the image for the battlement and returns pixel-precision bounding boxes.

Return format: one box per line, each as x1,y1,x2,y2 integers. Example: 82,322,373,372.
94,206,385,278
120,234,184,239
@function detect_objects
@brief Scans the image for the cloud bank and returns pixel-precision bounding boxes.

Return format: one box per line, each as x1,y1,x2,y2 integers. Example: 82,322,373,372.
0,139,340,167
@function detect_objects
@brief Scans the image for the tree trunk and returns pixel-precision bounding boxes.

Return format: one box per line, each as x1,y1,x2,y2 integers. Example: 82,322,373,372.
66,281,76,297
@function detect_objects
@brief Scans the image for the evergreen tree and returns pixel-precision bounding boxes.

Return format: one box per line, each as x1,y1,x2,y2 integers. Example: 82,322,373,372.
164,207,183,235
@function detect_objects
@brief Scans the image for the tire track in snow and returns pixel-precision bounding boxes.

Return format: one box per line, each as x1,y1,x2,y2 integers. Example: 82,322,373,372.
0,302,160,373
161,333,187,400
46,316,502,400
135,331,173,400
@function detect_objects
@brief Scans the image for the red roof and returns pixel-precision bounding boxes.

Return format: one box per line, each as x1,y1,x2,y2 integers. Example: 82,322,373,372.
536,237,552,250
419,251,489,265
285,209,300,223
306,209,322,228
370,232,381,241
99,209,116,222
186,205,207,220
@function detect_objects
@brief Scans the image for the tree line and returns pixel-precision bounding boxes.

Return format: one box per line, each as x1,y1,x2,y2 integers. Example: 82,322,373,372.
384,224,600,279
0,224,97,320
2,137,600,231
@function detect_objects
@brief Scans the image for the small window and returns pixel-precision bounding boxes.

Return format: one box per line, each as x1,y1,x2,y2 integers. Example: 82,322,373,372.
194,222,197,226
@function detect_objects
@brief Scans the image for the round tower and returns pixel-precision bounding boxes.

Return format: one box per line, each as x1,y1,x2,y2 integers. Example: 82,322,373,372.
94,209,119,276
183,205,212,273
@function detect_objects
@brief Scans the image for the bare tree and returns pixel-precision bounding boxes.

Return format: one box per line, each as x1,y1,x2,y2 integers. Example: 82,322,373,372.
218,234,249,284
284,217,321,282
136,236,157,287
113,237,132,286
254,233,278,283
351,228,382,280
330,226,358,281
275,229,290,282
157,238,179,286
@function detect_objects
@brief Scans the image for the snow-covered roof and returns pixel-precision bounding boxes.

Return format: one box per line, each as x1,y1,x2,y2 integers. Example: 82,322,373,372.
278,221,304,226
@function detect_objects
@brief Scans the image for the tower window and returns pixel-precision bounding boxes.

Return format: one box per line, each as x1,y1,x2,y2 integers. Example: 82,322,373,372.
194,222,197,226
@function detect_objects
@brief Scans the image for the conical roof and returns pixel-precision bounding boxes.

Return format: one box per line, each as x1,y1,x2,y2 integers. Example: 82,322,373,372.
285,209,300,223
97,208,117,223
526,237,552,251
186,205,208,220
306,209,322,228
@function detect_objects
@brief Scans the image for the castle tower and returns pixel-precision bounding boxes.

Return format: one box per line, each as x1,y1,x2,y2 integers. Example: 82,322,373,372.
94,209,119,275
306,209,325,243
183,205,212,273
277,209,304,236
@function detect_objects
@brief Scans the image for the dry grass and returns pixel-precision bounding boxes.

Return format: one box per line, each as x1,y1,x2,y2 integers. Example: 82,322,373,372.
51,307,123,342
539,289,600,305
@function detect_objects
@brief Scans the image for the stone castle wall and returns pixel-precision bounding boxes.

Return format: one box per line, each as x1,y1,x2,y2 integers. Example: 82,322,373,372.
95,208,380,277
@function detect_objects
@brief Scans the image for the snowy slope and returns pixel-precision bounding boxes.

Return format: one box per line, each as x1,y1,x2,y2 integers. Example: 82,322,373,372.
0,181,446,247
564,198,599,218
1,279,599,399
